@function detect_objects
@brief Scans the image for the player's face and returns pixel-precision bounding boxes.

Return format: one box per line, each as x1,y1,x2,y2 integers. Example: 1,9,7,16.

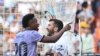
47,21,55,35
29,19,39,31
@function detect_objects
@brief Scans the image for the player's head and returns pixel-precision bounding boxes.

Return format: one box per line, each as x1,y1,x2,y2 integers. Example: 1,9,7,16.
22,14,39,31
47,19,63,36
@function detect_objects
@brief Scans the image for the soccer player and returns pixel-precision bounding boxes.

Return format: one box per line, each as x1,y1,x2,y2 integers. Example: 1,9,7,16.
46,19,71,56
14,14,71,56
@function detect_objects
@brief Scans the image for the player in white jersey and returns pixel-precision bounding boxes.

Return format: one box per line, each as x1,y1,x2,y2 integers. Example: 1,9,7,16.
46,19,71,56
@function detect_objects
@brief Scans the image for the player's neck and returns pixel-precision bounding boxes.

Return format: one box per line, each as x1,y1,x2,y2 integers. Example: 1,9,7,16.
25,27,33,30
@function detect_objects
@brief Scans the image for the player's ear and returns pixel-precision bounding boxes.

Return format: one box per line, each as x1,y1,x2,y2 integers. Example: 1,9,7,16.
54,27,58,32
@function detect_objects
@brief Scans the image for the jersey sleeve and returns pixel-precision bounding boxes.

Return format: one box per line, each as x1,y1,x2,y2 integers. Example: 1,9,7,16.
31,31,43,42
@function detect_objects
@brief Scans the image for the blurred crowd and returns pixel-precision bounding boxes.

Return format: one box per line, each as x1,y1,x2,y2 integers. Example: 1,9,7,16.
75,0,100,55
0,0,100,56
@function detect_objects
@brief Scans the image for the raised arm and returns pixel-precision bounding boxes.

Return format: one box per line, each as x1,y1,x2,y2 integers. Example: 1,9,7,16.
41,24,71,43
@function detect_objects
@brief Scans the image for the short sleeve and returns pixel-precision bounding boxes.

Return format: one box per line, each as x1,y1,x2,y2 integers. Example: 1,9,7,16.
31,30,43,42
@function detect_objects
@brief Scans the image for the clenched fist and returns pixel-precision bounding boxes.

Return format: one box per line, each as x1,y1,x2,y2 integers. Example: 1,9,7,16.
63,24,71,31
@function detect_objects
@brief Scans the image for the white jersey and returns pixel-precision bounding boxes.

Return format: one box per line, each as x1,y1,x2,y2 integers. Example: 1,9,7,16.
50,32,69,56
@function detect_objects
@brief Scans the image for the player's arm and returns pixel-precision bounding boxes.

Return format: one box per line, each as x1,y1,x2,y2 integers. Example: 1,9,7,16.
40,24,71,43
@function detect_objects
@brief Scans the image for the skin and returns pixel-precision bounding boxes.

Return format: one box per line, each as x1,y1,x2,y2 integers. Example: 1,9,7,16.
47,21,58,36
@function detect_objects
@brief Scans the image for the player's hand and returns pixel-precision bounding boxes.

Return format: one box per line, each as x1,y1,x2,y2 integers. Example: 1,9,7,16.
64,23,71,31
66,24,71,31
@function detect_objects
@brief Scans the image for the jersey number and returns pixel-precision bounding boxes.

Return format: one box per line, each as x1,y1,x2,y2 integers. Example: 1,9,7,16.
15,42,27,56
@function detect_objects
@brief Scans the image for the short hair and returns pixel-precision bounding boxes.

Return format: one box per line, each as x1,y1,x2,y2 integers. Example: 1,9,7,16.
49,19,63,31
22,14,34,28
82,1,88,8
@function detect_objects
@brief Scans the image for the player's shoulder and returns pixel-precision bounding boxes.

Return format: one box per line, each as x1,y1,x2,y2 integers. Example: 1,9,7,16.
16,31,24,36
61,32,68,37
30,30,40,35
17,30,38,34
15,30,40,39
